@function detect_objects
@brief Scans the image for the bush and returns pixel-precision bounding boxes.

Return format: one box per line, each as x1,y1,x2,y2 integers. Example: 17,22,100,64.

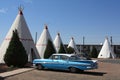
44,39,56,58
90,46,98,58
58,43,66,53
66,47,75,54
4,30,28,67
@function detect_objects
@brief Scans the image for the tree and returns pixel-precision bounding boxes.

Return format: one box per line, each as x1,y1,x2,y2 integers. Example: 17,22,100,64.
66,47,75,54
4,30,28,67
44,39,56,58
58,43,66,53
90,46,98,58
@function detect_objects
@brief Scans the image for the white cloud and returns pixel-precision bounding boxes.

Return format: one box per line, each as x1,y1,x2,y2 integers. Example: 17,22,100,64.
0,8,8,14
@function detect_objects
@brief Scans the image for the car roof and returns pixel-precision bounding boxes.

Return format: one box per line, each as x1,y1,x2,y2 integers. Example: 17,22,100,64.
52,53,74,57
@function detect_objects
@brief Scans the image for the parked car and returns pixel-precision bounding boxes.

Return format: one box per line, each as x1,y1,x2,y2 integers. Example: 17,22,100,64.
33,53,98,73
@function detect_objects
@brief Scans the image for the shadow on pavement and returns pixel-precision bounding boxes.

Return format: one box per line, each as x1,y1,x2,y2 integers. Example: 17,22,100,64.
81,71,107,76
0,76,4,80
39,69,107,76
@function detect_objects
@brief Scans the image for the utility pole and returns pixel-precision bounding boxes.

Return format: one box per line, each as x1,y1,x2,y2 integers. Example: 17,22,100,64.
35,32,37,45
79,38,81,53
110,36,112,46
83,36,85,52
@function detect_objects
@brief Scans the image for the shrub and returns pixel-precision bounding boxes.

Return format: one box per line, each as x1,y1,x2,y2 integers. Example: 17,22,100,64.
90,46,98,58
4,30,28,67
44,39,56,58
66,47,75,54
58,43,66,53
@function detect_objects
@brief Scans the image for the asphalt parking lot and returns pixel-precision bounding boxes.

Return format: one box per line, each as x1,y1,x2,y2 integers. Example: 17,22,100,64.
3,61,120,80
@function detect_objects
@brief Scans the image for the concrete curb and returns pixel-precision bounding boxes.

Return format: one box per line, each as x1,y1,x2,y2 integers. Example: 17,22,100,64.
0,68,34,78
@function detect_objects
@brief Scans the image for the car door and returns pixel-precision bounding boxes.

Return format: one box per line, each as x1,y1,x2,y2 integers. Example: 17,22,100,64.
56,55,69,70
49,55,61,69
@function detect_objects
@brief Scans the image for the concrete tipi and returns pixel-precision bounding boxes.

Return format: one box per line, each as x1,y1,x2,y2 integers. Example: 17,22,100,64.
0,8,40,63
98,37,116,59
68,37,79,53
53,33,66,53
36,25,56,58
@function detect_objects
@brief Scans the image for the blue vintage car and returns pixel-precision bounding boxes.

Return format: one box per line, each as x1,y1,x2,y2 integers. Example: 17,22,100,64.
33,54,98,73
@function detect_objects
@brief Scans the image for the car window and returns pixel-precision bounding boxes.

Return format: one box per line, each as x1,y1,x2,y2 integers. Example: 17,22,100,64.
69,56,78,61
60,55,68,60
69,55,88,60
51,55,59,60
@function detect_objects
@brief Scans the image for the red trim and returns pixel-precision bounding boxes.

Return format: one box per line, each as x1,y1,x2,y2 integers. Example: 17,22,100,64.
5,38,33,41
36,44,47,46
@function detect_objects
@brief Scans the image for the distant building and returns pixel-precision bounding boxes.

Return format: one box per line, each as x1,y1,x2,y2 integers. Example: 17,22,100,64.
64,44,120,58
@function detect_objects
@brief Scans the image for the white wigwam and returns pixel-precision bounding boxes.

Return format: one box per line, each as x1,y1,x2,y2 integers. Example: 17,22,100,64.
36,25,55,58
0,8,40,63
68,37,79,53
98,37,116,59
53,33,66,53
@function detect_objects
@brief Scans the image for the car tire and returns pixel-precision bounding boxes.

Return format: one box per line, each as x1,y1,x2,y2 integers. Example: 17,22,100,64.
69,67,78,73
37,64,43,70
79,69,84,73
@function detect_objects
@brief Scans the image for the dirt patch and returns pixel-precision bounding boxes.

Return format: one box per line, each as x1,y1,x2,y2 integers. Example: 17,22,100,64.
0,63,32,73
0,64,10,73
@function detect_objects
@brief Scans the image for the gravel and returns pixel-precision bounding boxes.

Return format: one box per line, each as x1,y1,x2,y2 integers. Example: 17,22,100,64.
98,59,120,64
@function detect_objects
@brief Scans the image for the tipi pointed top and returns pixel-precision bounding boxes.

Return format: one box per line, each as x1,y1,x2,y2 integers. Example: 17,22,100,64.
98,37,116,59
18,6,24,15
57,32,60,36
54,32,66,53
68,37,79,53
36,25,55,58
68,37,76,48
105,36,108,40
71,37,74,40
44,24,48,30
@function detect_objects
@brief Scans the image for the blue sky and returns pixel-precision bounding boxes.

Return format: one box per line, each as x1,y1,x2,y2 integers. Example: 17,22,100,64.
0,0,120,45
